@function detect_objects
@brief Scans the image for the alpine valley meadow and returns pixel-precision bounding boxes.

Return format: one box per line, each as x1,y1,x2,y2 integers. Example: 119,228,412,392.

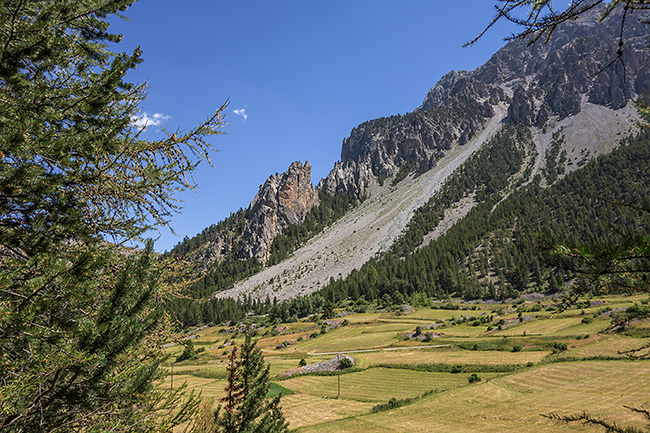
2,1,650,433
163,2,650,432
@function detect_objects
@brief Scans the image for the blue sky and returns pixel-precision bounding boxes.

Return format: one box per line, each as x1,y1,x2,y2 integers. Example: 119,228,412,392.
110,1,524,252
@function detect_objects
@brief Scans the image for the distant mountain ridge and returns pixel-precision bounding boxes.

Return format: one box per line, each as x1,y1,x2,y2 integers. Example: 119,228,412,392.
169,4,649,310
320,4,649,198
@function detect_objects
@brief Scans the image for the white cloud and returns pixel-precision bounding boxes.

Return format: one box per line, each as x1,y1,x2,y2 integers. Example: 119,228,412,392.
233,108,248,120
131,112,171,130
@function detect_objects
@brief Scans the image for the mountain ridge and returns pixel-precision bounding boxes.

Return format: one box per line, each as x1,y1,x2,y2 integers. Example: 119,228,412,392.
169,4,648,309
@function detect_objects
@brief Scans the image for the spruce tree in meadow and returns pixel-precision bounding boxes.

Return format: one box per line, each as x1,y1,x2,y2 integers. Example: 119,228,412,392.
215,334,289,433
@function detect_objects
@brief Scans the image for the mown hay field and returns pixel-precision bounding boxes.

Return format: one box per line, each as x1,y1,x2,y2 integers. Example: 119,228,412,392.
278,367,504,402
163,296,650,432
292,360,650,433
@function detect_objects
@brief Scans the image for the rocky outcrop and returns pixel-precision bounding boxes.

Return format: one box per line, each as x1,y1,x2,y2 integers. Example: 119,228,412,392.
473,4,650,126
278,355,355,378
319,96,502,197
240,161,318,262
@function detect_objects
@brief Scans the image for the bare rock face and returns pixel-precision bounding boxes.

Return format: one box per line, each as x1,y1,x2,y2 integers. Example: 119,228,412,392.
278,355,355,378
319,95,503,198
472,4,649,127
320,4,649,199
241,161,319,262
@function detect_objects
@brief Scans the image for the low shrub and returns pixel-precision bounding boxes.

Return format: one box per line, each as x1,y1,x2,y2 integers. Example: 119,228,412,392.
468,373,481,383
552,342,568,353
338,357,354,370
450,364,464,374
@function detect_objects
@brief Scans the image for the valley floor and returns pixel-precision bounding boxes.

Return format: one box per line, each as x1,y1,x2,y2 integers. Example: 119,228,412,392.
163,294,650,432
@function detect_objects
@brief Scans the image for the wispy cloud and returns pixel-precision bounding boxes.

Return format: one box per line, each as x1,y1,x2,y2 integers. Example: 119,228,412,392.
131,112,171,130
233,108,248,120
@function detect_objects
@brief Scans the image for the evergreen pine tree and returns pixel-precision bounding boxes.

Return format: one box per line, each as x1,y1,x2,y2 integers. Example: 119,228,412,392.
214,334,289,433
0,0,224,431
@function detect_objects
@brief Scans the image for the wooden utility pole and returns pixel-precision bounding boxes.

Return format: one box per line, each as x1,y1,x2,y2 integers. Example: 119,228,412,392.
337,354,341,399
171,363,174,390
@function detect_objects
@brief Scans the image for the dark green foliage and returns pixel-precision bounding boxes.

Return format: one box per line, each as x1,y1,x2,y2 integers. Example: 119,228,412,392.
468,373,482,383
321,301,335,319
392,158,418,186
373,397,404,413
268,295,325,323
216,334,289,433
0,1,224,431
338,357,354,370
166,269,257,328
167,208,248,259
371,390,437,413
543,131,568,184
176,341,198,363
547,205,650,296
552,342,568,353
450,364,464,374
512,344,523,352
298,358,307,367
610,304,650,329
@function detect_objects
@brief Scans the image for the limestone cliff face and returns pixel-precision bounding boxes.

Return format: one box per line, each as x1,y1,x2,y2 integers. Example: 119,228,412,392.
321,4,649,198
241,161,319,262
319,95,504,197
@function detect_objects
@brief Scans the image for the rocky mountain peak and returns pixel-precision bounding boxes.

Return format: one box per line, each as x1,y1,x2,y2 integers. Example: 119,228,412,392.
240,161,319,263
319,4,649,199
175,3,649,301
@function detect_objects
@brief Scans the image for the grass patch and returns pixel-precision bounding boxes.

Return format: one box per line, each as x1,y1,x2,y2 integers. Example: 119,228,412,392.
267,382,294,398
293,360,650,433
279,367,502,403
171,296,650,432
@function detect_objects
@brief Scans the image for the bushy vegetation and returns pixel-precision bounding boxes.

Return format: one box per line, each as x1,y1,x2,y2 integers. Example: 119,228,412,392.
0,1,225,430
371,390,437,413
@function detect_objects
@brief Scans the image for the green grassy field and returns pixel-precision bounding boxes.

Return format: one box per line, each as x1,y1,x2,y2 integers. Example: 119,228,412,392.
163,295,650,432
293,361,650,433
279,367,504,402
